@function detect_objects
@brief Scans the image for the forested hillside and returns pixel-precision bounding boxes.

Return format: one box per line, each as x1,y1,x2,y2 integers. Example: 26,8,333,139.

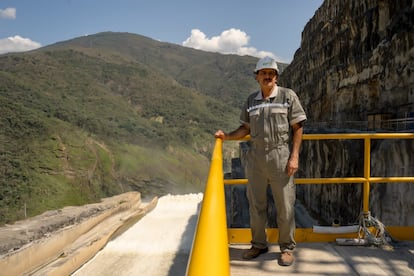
0,32,282,224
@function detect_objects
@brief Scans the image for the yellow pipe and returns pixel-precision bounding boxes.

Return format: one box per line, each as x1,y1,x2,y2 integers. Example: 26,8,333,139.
294,177,367,184
228,226,414,243
225,177,368,185
369,177,414,183
302,133,414,140
227,177,414,185
226,177,414,186
363,137,371,213
226,177,414,185
223,179,248,185
186,139,230,276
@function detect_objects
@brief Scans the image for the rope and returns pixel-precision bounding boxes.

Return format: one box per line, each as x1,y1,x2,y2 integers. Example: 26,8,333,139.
357,211,394,249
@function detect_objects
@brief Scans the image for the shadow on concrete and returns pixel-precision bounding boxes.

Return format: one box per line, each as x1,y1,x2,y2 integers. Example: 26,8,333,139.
229,241,414,275
167,201,201,276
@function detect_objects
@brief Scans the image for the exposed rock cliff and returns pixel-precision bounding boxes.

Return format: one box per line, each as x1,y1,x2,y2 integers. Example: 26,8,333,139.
280,0,414,226
226,0,414,229
370,139,414,225
279,0,414,123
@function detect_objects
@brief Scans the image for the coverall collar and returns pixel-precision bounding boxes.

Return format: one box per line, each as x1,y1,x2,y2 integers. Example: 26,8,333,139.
255,85,279,100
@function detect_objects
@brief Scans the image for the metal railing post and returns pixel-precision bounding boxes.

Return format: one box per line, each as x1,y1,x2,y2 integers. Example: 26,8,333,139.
363,137,371,213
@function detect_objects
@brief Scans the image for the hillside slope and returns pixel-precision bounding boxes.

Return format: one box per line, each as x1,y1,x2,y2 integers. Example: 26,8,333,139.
0,32,274,224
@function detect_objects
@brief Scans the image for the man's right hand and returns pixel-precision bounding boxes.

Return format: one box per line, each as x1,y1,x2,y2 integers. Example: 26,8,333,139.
214,130,226,139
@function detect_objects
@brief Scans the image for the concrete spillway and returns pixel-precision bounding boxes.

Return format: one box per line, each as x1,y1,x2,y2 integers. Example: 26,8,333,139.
73,193,203,276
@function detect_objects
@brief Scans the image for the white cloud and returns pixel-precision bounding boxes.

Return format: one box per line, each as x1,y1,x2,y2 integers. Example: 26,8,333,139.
0,7,16,19
182,28,278,60
0,36,42,54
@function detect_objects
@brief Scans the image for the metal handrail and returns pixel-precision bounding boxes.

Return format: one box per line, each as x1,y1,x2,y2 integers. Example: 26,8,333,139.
229,133,414,212
186,132,414,275
293,133,414,212
186,139,230,276
306,117,414,131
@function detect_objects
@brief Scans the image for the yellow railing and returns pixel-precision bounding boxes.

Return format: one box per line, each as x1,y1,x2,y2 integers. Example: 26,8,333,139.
186,133,414,275
186,139,230,276
226,133,414,213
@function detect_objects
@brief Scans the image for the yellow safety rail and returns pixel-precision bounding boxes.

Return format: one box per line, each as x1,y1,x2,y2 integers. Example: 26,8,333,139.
299,133,414,213
186,133,414,275
226,133,414,213
186,139,230,276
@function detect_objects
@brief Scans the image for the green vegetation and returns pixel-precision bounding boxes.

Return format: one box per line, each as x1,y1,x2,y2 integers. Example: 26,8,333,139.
0,32,287,225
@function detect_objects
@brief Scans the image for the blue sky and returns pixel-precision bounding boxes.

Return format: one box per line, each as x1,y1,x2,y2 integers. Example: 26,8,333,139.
0,0,323,62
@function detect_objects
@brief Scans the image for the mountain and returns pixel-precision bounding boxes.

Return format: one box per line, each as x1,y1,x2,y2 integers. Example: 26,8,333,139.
0,32,283,224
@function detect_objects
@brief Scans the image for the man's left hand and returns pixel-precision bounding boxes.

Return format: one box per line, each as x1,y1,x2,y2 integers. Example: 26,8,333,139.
286,157,299,176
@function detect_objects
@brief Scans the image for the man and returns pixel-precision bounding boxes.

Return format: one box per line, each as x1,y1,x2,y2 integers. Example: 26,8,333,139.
215,56,306,266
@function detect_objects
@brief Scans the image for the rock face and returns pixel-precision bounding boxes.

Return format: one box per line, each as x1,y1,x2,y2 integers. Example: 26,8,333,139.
369,139,414,225
297,136,364,226
279,0,414,226
279,0,414,124
226,0,414,229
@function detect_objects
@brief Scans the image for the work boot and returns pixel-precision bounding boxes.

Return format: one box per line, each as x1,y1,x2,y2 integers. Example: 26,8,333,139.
278,251,294,266
242,246,268,260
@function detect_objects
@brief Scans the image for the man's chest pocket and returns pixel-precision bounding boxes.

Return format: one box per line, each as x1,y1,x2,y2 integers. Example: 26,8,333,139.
270,107,289,130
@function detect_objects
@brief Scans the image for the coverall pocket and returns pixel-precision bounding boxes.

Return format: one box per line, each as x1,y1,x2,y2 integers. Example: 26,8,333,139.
248,109,260,137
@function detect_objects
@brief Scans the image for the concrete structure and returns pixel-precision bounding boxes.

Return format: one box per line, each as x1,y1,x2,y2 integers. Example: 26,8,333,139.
72,194,413,276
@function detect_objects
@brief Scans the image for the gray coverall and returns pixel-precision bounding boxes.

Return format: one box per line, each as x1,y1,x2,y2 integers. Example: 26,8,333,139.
240,85,307,252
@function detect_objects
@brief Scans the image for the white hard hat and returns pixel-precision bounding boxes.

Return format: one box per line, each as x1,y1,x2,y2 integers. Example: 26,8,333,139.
254,56,279,73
